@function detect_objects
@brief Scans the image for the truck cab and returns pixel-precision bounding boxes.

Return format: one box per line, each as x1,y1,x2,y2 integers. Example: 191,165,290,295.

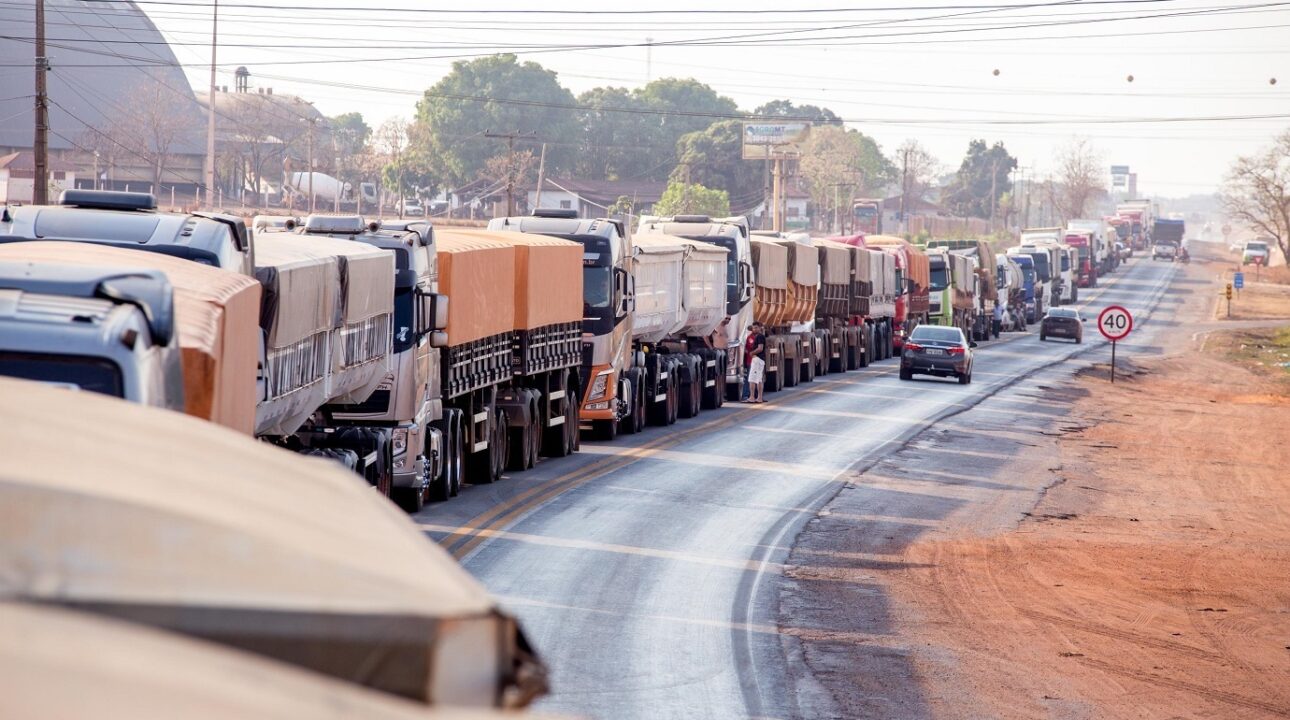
1010,245,1054,313
301,214,449,508
0,262,184,410
489,210,637,437
0,190,254,275
926,249,953,327
1007,253,1039,322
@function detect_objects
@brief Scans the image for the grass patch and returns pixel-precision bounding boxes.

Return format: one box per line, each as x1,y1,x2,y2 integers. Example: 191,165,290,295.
1209,327,1290,385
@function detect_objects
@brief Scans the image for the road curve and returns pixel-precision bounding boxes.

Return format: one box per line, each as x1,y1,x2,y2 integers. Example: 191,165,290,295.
414,255,1180,719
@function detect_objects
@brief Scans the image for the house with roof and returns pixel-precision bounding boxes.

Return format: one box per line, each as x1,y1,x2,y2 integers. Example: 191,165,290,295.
526,178,668,217
0,152,76,204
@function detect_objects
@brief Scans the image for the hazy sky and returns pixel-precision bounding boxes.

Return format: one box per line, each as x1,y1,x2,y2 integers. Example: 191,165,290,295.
140,0,1290,197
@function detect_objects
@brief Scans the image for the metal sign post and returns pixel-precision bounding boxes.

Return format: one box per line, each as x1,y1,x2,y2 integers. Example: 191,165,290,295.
1097,305,1134,383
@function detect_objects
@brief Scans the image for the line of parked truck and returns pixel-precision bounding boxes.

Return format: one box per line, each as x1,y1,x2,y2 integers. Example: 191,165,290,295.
0,190,1148,514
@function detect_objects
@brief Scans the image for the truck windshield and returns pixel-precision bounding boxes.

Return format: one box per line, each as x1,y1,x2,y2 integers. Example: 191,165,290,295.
854,205,877,218
1029,254,1051,281
1061,255,1070,271
584,265,612,309
929,264,949,291
0,351,123,398
1021,267,1036,284
1115,225,1129,239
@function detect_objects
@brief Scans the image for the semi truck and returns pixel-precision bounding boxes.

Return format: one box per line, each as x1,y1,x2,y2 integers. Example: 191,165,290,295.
1152,218,1185,247
636,215,754,403
1007,253,1040,323
851,198,883,234
1116,202,1153,250
925,239,999,341
0,242,260,432
853,234,929,354
1063,231,1098,289
1067,219,1117,275
822,235,898,365
489,209,728,439
748,233,821,390
284,171,380,212
996,255,1029,331
925,248,980,339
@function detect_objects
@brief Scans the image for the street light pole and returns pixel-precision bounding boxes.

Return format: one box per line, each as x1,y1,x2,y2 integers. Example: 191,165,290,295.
306,118,315,214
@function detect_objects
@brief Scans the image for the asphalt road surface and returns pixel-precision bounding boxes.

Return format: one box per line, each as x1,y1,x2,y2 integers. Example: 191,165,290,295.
416,253,1182,719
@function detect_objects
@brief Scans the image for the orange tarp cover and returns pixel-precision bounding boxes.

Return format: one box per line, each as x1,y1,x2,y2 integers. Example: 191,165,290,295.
434,233,516,345
448,230,582,331
0,241,260,434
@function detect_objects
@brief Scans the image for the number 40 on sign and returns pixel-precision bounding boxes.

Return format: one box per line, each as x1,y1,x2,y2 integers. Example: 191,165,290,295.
1097,305,1133,383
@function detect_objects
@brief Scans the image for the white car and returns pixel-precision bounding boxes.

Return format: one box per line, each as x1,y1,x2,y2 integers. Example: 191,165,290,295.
1153,242,1178,261
398,199,425,217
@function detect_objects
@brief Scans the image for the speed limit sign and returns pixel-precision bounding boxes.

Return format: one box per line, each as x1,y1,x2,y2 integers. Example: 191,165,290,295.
1098,305,1133,341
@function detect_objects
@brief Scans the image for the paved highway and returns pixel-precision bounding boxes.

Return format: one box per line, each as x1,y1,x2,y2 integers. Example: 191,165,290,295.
416,254,1181,719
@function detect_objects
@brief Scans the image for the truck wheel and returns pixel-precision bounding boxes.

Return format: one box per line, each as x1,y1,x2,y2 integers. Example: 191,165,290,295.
507,408,533,472
592,419,618,441
429,418,452,502
667,375,679,425
490,409,509,482
393,486,425,514
564,394,579,455
544,399,573,457
648,382,670,426
446,410,464,497
679,364,700,419
801,346,816,383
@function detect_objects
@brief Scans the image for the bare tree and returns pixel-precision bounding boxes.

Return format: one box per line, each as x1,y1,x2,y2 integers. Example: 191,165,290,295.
895,139,939,230
109,81,200,195
483,148,536,216
1221,131,1290,262
1052,137,1106,222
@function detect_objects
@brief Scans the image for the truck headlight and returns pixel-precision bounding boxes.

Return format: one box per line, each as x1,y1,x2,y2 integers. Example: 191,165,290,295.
588,371,611,401
585,401,610,411
392,428,408,455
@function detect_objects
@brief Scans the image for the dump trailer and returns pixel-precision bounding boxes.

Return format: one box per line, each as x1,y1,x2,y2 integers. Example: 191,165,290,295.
770,234,824,385
748,237,791,392
855,234,928,354
487,211,646,438
433,234,580,487
825,235,898,363
0,190,254,274
0,242,261,433
636,215,753,403
816,238,874,371
1068,219,1115,274
629,234,696,424
0,261,184,410
448,229,584,466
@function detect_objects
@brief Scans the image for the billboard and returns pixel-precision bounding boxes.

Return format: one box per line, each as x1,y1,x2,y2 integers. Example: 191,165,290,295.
1110,165,1130,175
742,122,810,159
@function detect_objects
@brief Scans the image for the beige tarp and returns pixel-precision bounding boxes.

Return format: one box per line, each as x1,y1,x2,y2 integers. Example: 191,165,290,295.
436,235,516,346
0,377,546,708
816,241,851,286
253,234,339,347
0,602,540,720
749,238,788,289
294,233,396,325
0,241,260,434
448,230,582,331
630,234,687,343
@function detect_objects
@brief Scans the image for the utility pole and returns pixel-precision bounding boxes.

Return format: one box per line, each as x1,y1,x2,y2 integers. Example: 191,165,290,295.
33,0,49,205
899,146,910,235
484,130,535,217
645,37,654,83
989,156,1000,233
533,142,547,210
205,0,218,209
306,117,315,214
761,143,771,230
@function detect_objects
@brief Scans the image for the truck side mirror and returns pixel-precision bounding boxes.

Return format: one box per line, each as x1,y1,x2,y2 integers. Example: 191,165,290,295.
615,267,634,318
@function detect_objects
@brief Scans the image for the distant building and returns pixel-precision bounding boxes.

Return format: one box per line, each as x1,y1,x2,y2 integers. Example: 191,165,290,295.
0,0,204,195
526,178,668,217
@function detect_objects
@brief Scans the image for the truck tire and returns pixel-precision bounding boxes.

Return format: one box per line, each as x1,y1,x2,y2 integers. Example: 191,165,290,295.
679,357,701,419
393,485,425,514
444,409,464,497
507,402,536,471
544,396,574,458
701,353,723,411
648,378,670,426
493,409,509,481
592,419,618,441
667,373,679,425
801,341,816,384
429,417,452,502
783,339,800,388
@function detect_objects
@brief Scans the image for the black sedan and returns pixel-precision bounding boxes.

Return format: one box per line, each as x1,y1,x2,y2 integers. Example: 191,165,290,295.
899,325,975,384
1040,307,1083,343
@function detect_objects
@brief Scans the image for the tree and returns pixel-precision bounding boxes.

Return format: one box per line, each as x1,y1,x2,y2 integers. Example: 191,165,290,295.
653,181,730,217
798,125,896,231
945,139,1017,221
752,99,841,124
413,54,579,185
671,120,762,210
636,77,740,140
1051,137,1106,222
574,86,659,180
483,148,536,216
1222,131,1290,262
893,139,940,224
109,80,200,194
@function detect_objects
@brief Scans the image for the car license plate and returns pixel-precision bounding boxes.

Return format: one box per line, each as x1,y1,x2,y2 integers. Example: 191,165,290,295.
925,348,945,356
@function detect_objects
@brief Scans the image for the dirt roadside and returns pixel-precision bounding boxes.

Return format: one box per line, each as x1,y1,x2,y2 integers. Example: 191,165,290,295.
780,244,1290,719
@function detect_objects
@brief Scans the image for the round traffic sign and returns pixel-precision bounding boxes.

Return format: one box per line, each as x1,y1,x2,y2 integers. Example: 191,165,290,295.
1098,305,1133,341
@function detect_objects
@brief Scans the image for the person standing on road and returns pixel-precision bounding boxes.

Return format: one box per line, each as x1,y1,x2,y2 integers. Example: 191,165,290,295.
744,322,767,404
992,302,1004,339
